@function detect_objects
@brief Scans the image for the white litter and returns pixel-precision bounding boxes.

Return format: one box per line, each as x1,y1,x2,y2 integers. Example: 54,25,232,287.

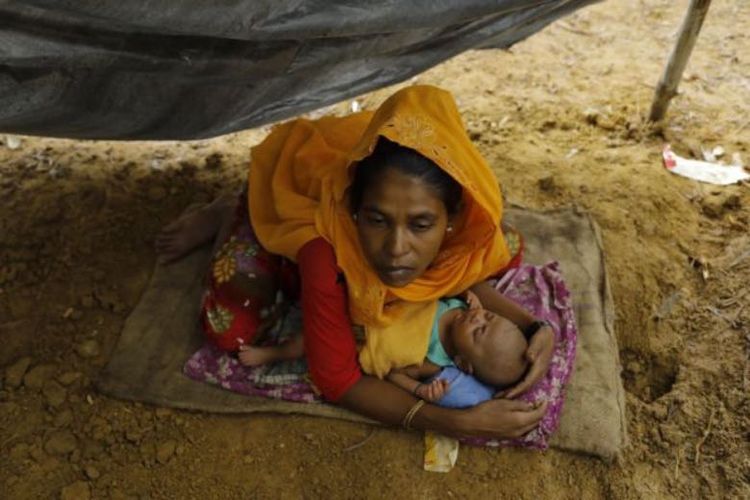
662,145,749,185
4,135,22,150
565,148,579,159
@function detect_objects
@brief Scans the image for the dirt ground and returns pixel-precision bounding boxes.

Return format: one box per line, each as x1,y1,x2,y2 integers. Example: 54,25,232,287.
1,0,749,498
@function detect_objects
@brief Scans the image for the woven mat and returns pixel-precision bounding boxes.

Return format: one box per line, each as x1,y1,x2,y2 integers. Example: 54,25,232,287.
97,206,627,460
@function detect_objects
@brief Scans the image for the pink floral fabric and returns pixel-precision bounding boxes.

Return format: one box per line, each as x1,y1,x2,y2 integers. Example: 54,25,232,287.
185,304,319,403
184,262,577,449
462,261,577,449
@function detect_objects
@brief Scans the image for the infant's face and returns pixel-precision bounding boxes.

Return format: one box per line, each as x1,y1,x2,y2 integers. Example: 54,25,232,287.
451,307,510,356
450,307,528,386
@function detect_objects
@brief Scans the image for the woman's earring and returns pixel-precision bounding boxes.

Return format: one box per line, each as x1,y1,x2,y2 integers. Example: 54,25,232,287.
352,213,358,222
446,225,453,233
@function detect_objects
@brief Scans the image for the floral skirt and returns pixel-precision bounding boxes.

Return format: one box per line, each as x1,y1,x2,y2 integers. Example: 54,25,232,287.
199,193,298,352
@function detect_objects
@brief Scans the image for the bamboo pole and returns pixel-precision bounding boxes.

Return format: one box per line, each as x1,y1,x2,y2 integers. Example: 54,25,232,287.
649,0,712,122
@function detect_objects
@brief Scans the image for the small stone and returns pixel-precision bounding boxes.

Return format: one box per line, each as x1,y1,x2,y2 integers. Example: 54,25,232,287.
538,175,558,192
24,363,57,390
58,371,83,386
91,420,111,441
125,428,144,444
595,116,617,131
147,186,167,202
584,108,600,124
60,480,90,500
75,339,100,359
4,356,31,388
583,108,616,130
626,360,642,375
45,430,77,456
156,440,176,464
54,409,74,428
29,444,47,462
84,464,100,480
43,380,67,408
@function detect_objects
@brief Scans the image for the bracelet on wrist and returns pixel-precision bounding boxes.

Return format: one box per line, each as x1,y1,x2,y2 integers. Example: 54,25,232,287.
401,400,426,430
522,319,551,341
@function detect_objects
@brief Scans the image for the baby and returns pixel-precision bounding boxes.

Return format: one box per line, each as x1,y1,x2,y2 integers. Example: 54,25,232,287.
239,291,529,406
386,291,529,403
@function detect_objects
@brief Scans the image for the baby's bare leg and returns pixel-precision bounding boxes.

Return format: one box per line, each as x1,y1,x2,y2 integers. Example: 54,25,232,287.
238,334,304,367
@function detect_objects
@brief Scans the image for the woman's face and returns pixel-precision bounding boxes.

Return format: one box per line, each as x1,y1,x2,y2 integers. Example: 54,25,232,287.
355,166,450,287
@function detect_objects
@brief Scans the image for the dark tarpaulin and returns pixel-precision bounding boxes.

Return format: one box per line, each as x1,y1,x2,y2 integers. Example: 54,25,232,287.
0,0,600,140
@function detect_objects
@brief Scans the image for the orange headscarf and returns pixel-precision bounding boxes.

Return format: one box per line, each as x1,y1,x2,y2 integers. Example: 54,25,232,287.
249,85,510,377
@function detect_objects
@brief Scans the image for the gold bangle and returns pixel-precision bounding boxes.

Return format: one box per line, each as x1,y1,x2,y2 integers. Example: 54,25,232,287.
401,400,426,430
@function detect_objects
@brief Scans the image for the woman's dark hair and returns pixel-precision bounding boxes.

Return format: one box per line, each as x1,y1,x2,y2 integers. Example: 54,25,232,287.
349,137,463,216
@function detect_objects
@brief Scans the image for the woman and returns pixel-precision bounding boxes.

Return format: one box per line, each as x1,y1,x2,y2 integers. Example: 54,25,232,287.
157,85,554,438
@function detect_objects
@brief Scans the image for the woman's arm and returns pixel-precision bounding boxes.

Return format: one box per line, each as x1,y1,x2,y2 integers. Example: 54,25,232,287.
340,376,547,438
298,238,546,437
298,238,362,401
386,371,422,395
469,280,536,330
470,279,555,398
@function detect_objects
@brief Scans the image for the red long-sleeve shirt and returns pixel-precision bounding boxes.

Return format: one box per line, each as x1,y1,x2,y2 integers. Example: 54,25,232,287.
297,237,362,401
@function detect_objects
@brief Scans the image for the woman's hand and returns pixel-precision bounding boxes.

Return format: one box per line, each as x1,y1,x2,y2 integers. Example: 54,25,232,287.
498,325,554,399
338,374,546,440
460,398,548,439
462,289,482,310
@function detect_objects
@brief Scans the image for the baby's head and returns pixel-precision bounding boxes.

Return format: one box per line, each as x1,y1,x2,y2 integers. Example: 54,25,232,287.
449,307,529,388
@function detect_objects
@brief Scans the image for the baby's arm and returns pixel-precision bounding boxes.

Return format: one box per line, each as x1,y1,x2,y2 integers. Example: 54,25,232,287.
387,362,448,402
